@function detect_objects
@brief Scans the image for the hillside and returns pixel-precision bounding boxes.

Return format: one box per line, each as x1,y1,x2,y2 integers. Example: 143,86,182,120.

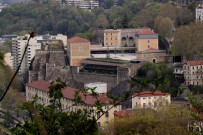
0,0,194,37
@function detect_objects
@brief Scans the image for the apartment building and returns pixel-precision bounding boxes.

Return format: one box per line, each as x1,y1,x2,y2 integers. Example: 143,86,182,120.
132,90,171,109
196,4,203,21
67,37,90,66
12,34,41,74
135,29,158,52
67,0,99,10
136,48,167,63
183,60,203,86
104,29,121,47
25,80,122,127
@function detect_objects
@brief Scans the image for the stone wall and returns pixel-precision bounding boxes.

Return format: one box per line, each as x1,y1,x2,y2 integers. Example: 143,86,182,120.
29,49,144,92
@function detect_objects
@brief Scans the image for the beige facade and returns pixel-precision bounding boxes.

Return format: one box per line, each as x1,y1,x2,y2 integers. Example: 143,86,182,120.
132,91,171,110
136,38,158,51
104,29,121,47
136,49,167,63
183,61,203,86
67,37,90,66
135,29,158,52
26,80,121,127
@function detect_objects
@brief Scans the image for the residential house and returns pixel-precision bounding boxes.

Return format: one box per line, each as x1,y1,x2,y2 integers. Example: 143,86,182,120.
196,4,203,21
132,90,171,109
183,60,203,86
104,29,121,48
135,29,158,52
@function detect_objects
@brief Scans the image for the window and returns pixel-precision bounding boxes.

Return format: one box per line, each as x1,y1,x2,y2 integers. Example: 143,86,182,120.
148,97,151,99
106,38,108,40
105,105,109,110
136,102,137,107
143,98,145,99
157,54,159,56
144,55,145,57
111,43,112,46
115,43,117,46
114,105,117,109
148,40,150,43
106,33,108,35
148,45,150,48
143,103,146,108
111,33,112,35
148,102,151,107
97,112,100,119
111,38,112,40
115,38,117,40
79,46,82,51
97,122,101,127
106,43,108,46
105,111,109,118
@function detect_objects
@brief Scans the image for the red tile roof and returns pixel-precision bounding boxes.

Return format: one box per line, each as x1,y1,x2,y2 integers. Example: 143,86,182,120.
26,80,50,92
186,61,203,66
114,109,132,117
133,90,170,97
67,36,89,43
136,29,156,35
26,80,114,105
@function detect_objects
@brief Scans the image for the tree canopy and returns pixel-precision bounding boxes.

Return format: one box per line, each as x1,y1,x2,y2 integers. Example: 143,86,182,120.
0,0,194,37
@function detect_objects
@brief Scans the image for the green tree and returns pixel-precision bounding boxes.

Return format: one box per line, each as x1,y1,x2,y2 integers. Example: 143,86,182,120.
76,32,93,41
12,78,98,134
95,14,110,28
172,22,203,60
154,16,174,38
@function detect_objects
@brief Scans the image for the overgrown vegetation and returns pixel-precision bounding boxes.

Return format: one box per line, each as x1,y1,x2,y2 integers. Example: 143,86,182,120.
101,105,191,135
133,62,183,97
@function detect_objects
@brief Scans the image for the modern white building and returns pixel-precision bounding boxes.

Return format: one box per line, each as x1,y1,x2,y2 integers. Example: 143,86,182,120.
132,90,171,109
67,0,99,10
196,4,203,21
12,34,41,74
84,82,107,95
12,34,67,74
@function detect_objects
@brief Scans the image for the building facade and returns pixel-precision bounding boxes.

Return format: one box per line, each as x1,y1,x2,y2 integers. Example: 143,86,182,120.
25,80,122,127
12,34,41,74
183,61,203,86
136,48,167,63
135,29,158,52
196,4,203,21
67,37,90,66
104,29,121,48
132,90,171,109
67,0,99,10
